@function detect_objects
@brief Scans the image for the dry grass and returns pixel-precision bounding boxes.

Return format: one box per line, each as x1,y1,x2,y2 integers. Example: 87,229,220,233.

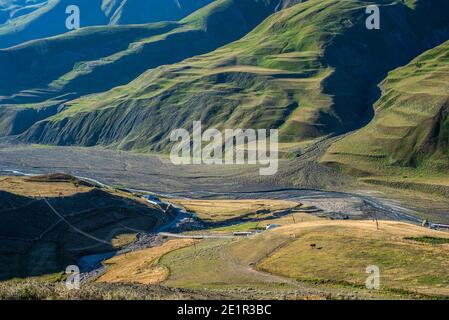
259,210,322,226
159,238,299,291
258,220,449,296
111,233,137,248
97,239,195,285
0,280,229,300
169,199,300,222
0,176,92,197
22,211,444,298
148,220,449,298
0,174,168,280
5,218,444,299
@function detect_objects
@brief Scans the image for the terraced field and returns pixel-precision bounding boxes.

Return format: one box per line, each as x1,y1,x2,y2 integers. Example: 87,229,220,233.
322,39,449,195
0,0,277,113
19,0,449,153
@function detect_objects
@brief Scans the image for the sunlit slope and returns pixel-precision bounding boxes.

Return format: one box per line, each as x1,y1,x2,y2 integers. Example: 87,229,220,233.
20,0,449,152
0,0,214,49
0,0,278,135
98,219,449,297
322,40,449,180
256,221,449,297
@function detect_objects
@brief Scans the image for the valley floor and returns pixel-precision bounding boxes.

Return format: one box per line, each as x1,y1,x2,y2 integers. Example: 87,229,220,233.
0,139,448,223
0,141,448,300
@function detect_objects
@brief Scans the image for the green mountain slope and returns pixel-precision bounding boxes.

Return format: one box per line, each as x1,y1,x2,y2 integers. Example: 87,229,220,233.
20,0,449,152
104,0,215,25
0,0,214,49
0,0,280,135
0,22,178,100
322,40,449,183
0,0,47,25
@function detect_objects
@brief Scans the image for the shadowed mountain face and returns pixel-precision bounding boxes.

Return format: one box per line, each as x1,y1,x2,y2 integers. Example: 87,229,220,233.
322,39,449,175
0,0,47,24
17,0,449,153
0,174,174,280
0,0,214,49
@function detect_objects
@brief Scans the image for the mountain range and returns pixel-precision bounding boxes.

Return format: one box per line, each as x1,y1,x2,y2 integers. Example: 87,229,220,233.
0,0,214,48
0,0,448,184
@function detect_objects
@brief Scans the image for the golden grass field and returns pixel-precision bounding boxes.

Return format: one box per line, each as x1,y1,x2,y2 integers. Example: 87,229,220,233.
97,215,449,298
168,199,301,222
111,234,138,248
98,239,195,285
258,221,449,296
0,174,160,210
0,176,92,197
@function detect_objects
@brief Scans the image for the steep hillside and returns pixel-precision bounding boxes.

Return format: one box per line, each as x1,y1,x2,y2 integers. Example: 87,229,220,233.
0,1,47,25
0,0,280,136
0,174,174,280
322,40,449,185
0,0,214,49
20,0,449,152
104,0,214,25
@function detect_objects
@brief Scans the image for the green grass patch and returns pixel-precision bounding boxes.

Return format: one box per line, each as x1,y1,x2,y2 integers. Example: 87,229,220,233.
405,236,449,245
